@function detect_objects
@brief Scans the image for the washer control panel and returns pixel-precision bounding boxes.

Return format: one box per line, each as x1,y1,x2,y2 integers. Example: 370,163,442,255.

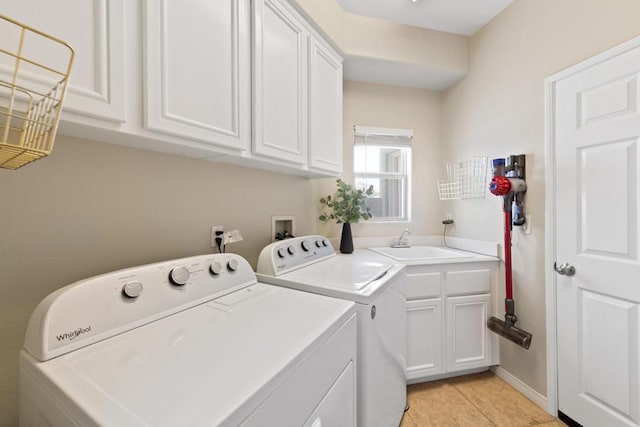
24,253,257,362
256,235,335,276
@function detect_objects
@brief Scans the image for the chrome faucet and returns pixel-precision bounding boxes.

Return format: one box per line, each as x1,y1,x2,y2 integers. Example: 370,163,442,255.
392,228,411,248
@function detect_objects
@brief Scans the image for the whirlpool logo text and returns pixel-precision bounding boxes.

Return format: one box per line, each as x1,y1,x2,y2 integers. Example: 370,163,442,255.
56,326,92,342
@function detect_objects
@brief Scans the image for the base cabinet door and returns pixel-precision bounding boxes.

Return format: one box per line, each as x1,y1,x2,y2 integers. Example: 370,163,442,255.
252,0,308,165
143,0,251,150
446,294,491,372
406,298,443,380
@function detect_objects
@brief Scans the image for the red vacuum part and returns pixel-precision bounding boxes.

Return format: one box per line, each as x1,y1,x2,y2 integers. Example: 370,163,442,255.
490,176,511,196
504,210,513,301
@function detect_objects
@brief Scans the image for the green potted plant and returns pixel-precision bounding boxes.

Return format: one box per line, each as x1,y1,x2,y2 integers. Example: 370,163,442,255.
319,179,374,253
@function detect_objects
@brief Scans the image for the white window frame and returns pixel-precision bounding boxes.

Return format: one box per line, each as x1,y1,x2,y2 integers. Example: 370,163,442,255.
353,125,412,222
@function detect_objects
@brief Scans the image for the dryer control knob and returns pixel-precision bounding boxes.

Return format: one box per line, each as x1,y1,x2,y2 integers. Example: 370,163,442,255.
287,246,295,255
169,266,190,286
227,258,239,272
315,240,323,248
301,240,311,252
277,248,286,258
210,262,223,275
322,239,329,247
122,281,143,298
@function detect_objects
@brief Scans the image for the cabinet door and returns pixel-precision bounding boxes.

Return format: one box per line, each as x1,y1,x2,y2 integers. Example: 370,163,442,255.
253,0,308,165
446,294,491,372
406,298,443,380
308,38,342,174
143,0,250,151
1,0,126,123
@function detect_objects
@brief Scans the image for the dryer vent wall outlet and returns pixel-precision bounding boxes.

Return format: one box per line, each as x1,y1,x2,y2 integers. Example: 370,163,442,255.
272,215,295,241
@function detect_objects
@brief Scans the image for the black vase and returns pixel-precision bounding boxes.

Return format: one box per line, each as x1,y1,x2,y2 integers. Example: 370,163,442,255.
340,222,354,254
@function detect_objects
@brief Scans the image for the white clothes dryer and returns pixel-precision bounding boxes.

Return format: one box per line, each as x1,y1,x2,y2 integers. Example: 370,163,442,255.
20,253,357,427
257,236,407,427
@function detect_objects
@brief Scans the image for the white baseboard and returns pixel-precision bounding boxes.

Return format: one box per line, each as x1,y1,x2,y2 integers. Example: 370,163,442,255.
491,366,551,414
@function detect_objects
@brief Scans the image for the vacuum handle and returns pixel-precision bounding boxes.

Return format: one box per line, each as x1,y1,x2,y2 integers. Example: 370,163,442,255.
504,210,513,300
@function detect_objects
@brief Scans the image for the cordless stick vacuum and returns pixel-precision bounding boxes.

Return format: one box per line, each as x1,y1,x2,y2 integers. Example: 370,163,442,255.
487,155,533,350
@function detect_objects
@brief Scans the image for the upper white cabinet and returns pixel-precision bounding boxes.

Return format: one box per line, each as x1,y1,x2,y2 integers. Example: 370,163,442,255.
3,0,342,176
143,0,250,151
252,0,308,165
1,0,127,123
251,0,343,174
308,38,343,174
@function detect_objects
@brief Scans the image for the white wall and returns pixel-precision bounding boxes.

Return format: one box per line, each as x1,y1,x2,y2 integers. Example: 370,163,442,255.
316,80,444,239
441,0,640,395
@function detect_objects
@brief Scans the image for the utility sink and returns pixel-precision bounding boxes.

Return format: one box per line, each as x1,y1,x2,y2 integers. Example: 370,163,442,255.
369,246,472,262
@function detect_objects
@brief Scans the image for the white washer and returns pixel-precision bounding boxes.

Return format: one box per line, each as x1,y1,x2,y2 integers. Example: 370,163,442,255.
257,236,407,427
20,253,357,427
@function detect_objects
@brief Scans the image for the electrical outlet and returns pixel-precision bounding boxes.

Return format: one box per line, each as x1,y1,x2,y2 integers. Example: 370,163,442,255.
445,213,453,221
523,215,532,235
211,226,224,248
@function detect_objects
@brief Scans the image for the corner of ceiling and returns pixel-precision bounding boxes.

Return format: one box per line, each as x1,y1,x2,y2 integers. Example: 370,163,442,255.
290,0,470,91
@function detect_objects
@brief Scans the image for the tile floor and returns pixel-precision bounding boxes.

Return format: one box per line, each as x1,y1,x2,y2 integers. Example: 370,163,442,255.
400,371,566,427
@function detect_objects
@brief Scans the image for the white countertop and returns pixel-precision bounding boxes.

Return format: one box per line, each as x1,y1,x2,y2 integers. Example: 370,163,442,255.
328,235,500,262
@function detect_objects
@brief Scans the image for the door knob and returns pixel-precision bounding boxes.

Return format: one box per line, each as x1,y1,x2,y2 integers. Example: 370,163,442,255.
554,262,576,276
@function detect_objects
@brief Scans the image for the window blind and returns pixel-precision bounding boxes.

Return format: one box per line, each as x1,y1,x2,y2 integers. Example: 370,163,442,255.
354,125,413,147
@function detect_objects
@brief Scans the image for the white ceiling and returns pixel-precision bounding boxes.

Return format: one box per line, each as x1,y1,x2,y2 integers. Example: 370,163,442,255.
336,0,513,36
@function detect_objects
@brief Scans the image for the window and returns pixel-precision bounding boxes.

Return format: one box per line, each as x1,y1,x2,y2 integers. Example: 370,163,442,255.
353,126,412,222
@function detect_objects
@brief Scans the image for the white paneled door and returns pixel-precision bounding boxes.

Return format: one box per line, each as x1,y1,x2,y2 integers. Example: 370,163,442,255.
553,39,640,427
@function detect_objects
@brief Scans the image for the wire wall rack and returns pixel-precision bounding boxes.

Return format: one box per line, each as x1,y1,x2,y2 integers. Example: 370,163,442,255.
437,156,488,200
0,14,74,170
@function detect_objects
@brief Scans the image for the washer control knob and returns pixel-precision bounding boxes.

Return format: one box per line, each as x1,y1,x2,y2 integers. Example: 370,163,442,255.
277,248,286,258
322,239,329,247
301,240,311,252
169,266,190,286
315,240,323,248
287,246,295,255
210,262,223,275
227,258,239,272
122,281,143,298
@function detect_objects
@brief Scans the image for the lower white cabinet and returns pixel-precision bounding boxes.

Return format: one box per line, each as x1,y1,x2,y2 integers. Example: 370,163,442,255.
446,294,491,372
406,298,443,378
403,262,499,383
